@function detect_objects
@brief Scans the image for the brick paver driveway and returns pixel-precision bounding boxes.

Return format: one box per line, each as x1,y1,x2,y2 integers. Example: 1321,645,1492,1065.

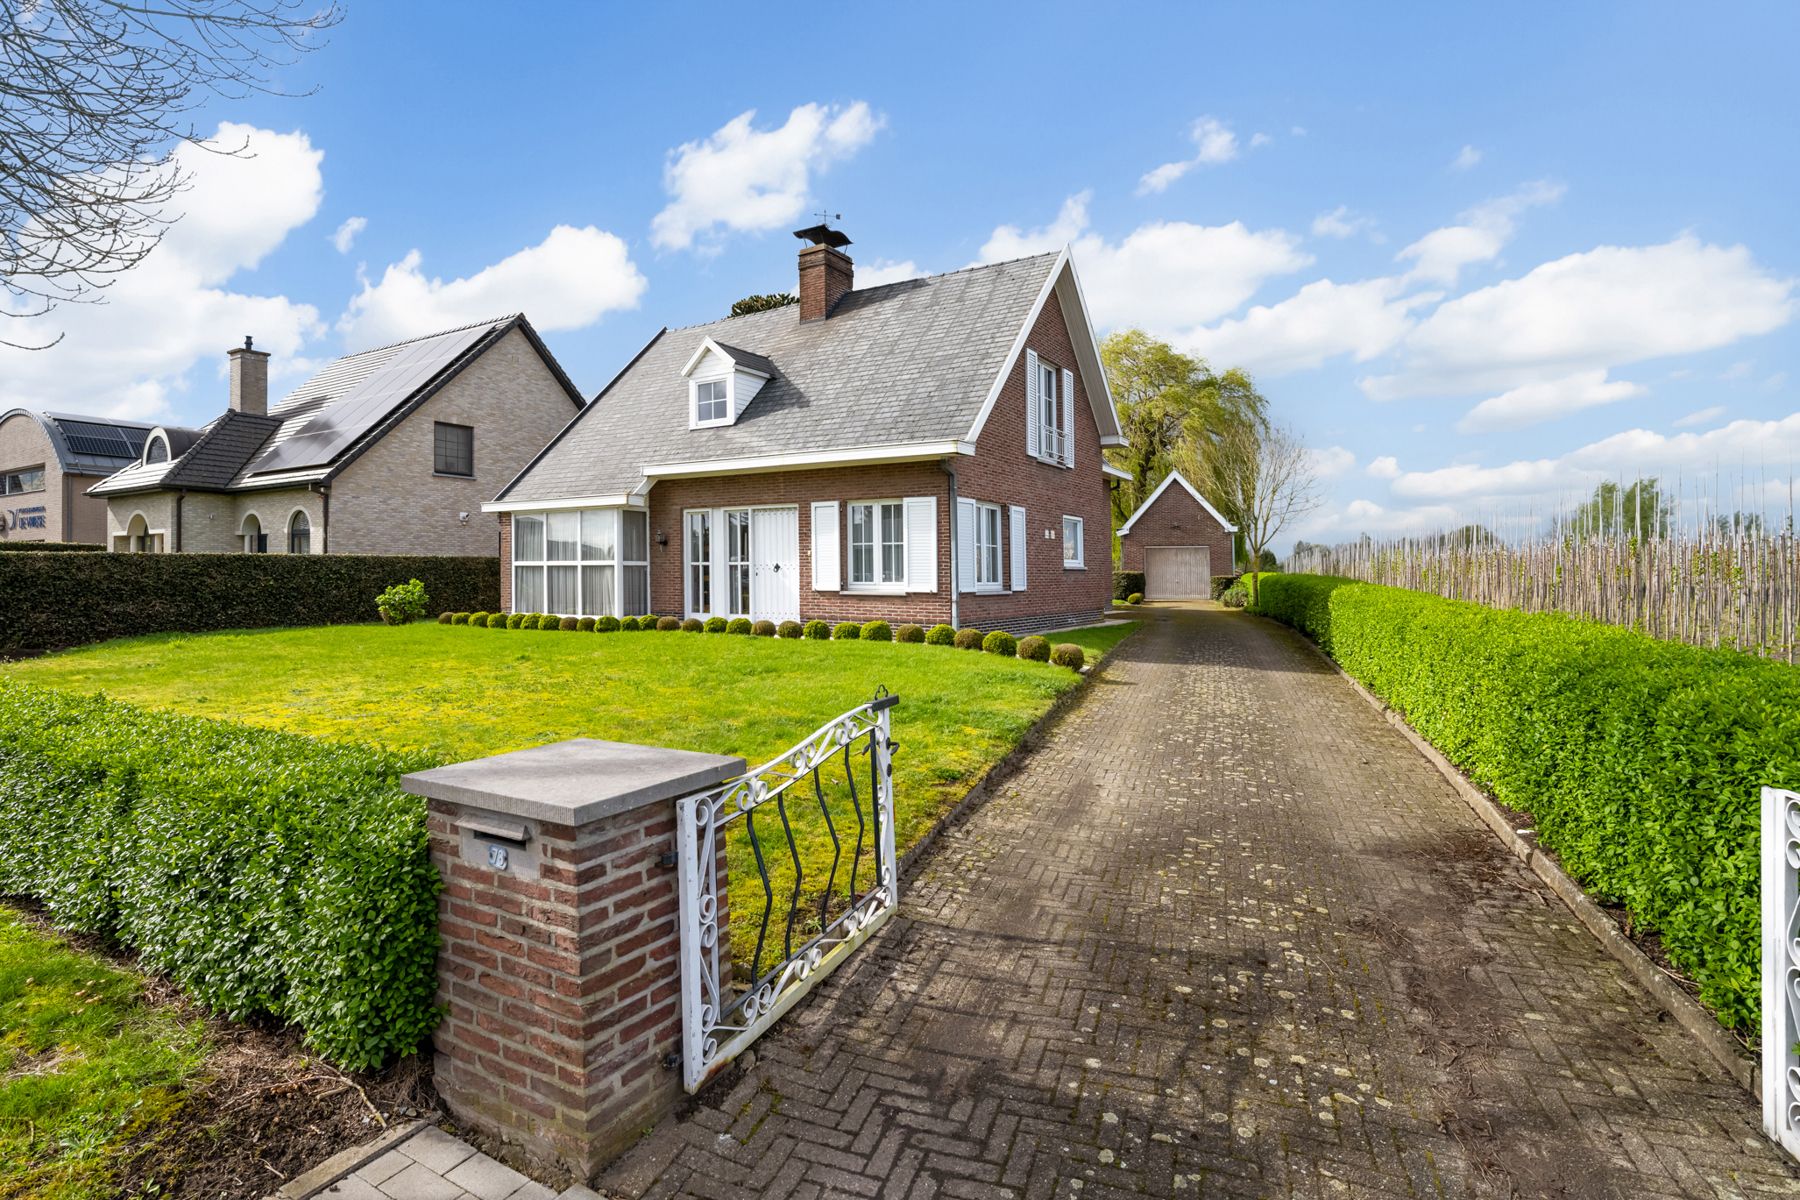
599,606,1799,1199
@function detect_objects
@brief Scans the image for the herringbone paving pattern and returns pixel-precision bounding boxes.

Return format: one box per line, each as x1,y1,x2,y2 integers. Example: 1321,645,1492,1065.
597,607,1800,1199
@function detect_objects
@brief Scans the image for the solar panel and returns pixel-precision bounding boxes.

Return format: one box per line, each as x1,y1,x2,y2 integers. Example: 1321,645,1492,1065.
55,419,146,461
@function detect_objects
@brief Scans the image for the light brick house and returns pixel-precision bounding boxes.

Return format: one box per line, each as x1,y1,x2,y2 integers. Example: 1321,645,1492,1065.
0,410,154,544
1115,470,1237,599
90,316,583,556
488,228,1130,634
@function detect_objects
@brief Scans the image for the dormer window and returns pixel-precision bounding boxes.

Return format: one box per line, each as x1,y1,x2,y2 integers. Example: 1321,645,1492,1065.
144,433,170,464
693,379,730,426
681,337,772,430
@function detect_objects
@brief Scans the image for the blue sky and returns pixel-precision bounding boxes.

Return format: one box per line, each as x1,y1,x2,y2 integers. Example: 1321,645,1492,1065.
6,1,1796,548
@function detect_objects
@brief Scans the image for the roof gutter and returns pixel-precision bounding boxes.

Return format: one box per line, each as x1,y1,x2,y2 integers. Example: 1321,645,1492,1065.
642,440,974,482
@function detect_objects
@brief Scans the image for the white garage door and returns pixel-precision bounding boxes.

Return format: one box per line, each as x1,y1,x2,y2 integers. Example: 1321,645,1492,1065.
1145,546,1211,600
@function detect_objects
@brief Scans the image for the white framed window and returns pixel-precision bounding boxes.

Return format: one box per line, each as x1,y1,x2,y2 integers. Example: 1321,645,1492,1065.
725,509,751,617
2,466,45,495
686,509,712,613
1062,515,1084,569
512,508,650,616
974,501,1003,589
692,378,730,426
1037,360,1062,464
848,500,906,588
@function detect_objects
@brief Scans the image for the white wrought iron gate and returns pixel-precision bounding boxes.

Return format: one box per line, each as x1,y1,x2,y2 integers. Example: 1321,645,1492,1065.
1763,786,1800,1158
675,690,899,1092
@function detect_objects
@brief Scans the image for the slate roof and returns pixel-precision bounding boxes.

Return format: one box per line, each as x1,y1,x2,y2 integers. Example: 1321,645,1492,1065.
498,252,1062,503
705,341,776,377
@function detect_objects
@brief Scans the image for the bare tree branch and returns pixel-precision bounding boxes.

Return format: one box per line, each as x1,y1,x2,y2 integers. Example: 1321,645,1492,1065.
1194,422,1323,600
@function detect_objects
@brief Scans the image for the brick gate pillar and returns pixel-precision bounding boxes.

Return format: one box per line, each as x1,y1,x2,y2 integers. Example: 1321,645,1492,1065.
403,738,744,1177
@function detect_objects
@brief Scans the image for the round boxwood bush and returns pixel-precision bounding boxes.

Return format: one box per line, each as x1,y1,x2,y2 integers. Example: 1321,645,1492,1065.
925,623,955,646
727,617,754,635
778,620,803,639
539,614,563,631
562,616,583,631
485,613,506,628
1050,642,1085,670
595,615,620,632
681,617,704,632
953,626,984,651
896,623,925,644
982,630,1018,657
1126,592,1144,605
1221,581,1249,608
705,616,728,633
860,620,892,642
437,612,454,625
753,620,777,637
831,621,861,640
1017,634,1051,662
467,611,489,626
657,616,682,631
505,612,526,629
803,619,831,640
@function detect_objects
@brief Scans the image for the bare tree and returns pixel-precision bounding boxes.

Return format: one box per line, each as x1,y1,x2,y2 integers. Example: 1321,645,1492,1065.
1,0,340,347
1195,422,1322,605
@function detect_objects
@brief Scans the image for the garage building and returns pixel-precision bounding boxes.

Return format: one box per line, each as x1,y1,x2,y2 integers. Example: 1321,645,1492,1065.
1116,470,1237,600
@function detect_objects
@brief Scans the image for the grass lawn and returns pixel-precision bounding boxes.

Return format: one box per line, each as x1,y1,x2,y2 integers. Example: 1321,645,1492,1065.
0,907,205,1199
7,620,1137,967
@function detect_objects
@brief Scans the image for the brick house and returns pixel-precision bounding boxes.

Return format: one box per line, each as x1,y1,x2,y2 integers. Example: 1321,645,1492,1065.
1115,469,1237,599
0,410,154,544
90,316,582,556
488,228,1130,634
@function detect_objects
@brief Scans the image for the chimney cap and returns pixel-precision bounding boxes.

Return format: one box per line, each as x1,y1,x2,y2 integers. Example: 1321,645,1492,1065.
793,224,851,249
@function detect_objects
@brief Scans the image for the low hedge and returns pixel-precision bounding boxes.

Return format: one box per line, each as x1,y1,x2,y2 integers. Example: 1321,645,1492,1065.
0,553,500,655
0,680,439,1068
1249,573,1800,1032
0,541,103,552
1113,571,1145,602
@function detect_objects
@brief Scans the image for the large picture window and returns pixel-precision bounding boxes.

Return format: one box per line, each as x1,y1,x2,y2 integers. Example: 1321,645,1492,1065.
975,502,1003,588
848,500,905,588
512,508,650,616
1,467,44,495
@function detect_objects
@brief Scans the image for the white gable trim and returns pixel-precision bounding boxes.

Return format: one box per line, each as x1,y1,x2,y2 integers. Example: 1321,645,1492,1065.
641,440,973,481
964,247,1125,450
679,337,771,380
1101,461,1132,481
483,493,644,513
1116,469,1237,536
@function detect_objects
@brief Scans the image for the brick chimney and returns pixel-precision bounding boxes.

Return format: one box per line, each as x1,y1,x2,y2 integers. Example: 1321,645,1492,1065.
228,336,270,416
794,224,853,322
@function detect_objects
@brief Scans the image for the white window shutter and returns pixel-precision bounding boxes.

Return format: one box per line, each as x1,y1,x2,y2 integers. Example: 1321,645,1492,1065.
956,497,977,593
811,501,840,592
904,496,937,593
1009,504,1028,592
1025,349,1040,460
1061,367,1076,468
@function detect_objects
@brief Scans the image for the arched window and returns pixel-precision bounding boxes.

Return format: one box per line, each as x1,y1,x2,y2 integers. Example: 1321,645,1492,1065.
241,513,265,553
125,513,151,553
144,434,169,464
287,510,311,555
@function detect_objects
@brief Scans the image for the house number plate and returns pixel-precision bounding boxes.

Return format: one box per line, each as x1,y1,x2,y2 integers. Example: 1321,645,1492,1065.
487,843,509,871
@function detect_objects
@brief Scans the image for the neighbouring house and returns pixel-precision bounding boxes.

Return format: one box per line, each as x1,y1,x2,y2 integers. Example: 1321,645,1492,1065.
1115,470,1237,599
90,316,584,555
486,227,1130,634
0,410,155,544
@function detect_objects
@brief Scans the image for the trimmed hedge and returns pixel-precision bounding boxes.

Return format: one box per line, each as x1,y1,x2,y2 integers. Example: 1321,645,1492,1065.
705,616,728,633
680,617,704,632
1113,571,1145,602
778,620,803,639
595,616,620,632
0,680,439,1068
1050,643,1085,670
1249,573,1800,1032
983,630,1018,657
753,620,777,637
484,613,505,628
1126,592,1144,606
953,627,984,651
656,616,682,631
860,620,892,642
0,553,499,655
925,624,955,646
832,621,861,641
0,541,103,552
1017,635,1050,662
803,619,830,640
896,623,925,644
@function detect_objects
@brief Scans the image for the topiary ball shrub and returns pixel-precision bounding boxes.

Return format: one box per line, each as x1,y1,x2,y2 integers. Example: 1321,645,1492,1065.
705,616,728,633
803,619,831,640
438,612,454,625
925,623,955,646
657,616,682,631
595,615,620,632
539,614,563,631
753,620,777,637
467,612,488,626
681,617,704,632
860,620,893,642
1050,642,1085,670
485,613,505,628
983,630,1018,657
573,617,593,632
778,620,802,639
1017,635,1050,662
1126,592,1144,606
896,623,925,644
832,621,862,641
953,626,984,651
1221,582,1249,608
726,617,753,635
506,612,526,629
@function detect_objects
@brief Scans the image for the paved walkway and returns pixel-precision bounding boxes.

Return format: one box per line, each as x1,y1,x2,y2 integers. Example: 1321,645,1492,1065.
591,606,1800,1199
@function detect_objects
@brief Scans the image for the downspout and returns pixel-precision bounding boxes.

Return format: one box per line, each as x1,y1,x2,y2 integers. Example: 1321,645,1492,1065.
940,460,959,629
316,484,329,554
174,490,184,552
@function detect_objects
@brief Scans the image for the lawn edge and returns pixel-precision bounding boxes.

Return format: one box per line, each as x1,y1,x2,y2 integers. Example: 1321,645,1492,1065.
264,1118,431,1199
1264,614,1759,1099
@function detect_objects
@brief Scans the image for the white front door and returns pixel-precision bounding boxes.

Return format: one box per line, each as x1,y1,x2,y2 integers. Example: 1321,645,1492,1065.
750,507,800,623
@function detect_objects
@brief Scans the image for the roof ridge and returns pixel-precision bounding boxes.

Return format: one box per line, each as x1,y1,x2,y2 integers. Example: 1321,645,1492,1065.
334,314,517,360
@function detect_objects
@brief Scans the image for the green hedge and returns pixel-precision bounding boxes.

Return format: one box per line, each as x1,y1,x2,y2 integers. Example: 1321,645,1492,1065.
1113,571,1145,601
0,553,500,654
1250,573,1800,1032
0,679,440,1067
0,541,102,552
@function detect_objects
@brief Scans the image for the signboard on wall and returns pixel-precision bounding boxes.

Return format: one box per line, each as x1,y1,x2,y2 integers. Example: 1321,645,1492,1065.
1,506,47,535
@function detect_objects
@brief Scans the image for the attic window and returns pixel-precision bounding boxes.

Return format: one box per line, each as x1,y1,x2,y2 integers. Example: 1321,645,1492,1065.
144,434,169,464
694,379,729,424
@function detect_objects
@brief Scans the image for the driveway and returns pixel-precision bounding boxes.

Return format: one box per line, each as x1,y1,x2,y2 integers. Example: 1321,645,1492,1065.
597,605,1798,1199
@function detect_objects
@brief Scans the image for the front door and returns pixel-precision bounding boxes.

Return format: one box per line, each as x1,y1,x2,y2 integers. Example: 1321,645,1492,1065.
750,507,800,623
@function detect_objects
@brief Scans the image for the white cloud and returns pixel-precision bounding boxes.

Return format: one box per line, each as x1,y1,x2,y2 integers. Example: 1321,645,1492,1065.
1396,180,1563,285
0,122,325,422
1674,405,1725,428
1294,496,1463,540
1456,369,1646,433
1721,359,1754,380
1311,206,1379,240
1367,455,1401,479
331,216,367,254
979,193,1310,340
1365,235,1795,399
650,102,882,252
855,259,922,288
1452,144,1483,170
338,225,645,347
1250,132,1272,148
1136,116,1240,195
1308,445,1356,477
1185,277,1431,375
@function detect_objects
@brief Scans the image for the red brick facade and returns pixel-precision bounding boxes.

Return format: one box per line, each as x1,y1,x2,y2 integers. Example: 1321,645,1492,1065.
1117,475,1236,579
